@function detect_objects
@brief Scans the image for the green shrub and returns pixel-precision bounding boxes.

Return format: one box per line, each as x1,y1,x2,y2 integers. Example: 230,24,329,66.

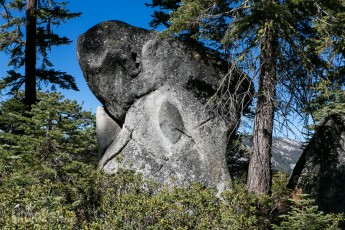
272,194,345,230
0,92,97,229
81,171,271,229
1,92,344,229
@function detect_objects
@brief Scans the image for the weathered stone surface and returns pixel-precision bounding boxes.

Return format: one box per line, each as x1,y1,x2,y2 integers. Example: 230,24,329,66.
77,20,253,191
288,113,345,213
96,106,121,158
77,20,156,121
100,86,232,191
159,101,184,144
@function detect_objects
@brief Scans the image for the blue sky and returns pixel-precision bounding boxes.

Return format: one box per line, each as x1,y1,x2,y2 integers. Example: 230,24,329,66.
0,0,159,112
0,1,306,140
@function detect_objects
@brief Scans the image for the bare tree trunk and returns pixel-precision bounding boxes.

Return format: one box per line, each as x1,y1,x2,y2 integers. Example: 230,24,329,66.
25,0,37,107
247,17,278,195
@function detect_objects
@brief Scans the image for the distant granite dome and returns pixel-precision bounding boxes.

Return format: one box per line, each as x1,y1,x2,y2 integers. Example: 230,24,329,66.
271,138,303,173
238,136,303,174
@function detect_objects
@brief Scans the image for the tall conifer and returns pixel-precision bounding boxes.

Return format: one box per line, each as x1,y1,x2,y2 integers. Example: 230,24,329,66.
0,0,81,107
146,0,345,194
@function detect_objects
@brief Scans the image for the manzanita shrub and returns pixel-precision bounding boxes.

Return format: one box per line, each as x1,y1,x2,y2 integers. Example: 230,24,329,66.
0,92,343,229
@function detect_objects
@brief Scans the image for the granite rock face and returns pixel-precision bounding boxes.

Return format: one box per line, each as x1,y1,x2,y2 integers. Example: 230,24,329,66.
77,21,155,121
95,106,121,158
77,20,252,190
288,113,345,213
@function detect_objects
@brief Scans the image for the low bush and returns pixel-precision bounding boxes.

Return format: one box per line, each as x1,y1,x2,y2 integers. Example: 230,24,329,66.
1,92,343,229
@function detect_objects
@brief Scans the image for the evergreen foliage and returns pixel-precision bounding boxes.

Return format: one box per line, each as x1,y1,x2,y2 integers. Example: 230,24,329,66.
0,91,97,228
145,0,181,28
0,93,343,228
272,194,344,230
146,0,345,195
0,91,96,158
157,0,345,129
0,1,343,227
307,79,345,128
0,0,81,106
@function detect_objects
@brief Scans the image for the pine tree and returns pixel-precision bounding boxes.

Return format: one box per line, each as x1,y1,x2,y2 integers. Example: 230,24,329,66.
247,1,278,194
0,91,97,159
0,91,97,227
307,79,345,129
146,0,345,194
0,0,81,107
145,0,181,29
272,195,344,229
303,1,345,128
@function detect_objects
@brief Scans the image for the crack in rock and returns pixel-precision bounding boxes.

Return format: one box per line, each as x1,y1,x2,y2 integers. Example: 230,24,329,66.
175,128,192,139
100,126,133,168
193,116,216,129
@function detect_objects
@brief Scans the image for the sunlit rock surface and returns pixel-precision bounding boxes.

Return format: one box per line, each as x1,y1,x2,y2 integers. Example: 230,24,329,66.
77,20,253,191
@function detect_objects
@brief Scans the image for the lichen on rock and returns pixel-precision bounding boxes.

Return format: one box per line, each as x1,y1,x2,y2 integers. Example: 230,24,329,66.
77,20,253,191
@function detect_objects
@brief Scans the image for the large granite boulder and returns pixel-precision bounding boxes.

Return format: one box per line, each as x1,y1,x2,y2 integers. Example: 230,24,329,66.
288,113,345,213
77,20,252,191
